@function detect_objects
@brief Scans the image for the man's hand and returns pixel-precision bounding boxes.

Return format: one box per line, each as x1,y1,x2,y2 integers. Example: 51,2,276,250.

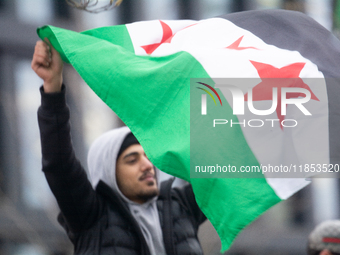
31,39,63,93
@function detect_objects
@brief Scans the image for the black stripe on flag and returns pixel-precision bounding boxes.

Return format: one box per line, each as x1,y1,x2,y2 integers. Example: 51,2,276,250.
221,9,340,165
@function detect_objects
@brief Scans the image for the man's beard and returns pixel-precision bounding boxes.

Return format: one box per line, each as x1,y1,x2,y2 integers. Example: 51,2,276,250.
137,168,159,201
136,188,159,202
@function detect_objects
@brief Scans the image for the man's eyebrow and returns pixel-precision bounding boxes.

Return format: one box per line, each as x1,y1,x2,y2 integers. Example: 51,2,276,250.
123,152,139,159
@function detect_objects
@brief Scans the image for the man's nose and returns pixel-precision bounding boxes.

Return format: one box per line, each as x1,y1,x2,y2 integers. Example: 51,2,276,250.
141,155,153,171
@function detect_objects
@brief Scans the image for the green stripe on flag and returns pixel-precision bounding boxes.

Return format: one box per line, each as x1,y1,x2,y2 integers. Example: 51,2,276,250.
38,25,211,181
192,178,281,251
38,25,282,252
82,26,135,53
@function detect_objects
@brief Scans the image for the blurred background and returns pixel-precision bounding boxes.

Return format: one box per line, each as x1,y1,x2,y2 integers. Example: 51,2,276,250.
0,0,340,254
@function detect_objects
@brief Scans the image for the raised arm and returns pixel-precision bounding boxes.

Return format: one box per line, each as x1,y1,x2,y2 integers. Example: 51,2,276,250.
31,39,63,93
32,40,102,233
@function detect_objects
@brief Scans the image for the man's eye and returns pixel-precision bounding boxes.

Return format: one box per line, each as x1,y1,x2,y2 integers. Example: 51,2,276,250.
127,158,137,164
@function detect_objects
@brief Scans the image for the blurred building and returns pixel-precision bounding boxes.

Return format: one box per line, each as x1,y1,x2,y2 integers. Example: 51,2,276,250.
0,0,339,254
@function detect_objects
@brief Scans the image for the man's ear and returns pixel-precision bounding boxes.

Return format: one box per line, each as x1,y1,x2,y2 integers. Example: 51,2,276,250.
320,249,333,255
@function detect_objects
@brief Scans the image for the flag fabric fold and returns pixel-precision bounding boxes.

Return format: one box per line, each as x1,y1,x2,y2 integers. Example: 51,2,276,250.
37,9,340,252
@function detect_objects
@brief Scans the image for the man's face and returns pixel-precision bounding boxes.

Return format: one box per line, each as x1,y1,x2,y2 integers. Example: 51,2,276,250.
116,144,159,204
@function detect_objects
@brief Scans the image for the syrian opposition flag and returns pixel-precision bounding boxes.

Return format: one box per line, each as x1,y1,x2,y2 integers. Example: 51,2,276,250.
38,9,340,252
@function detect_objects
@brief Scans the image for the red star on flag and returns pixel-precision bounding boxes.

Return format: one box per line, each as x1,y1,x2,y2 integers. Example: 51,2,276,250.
245,61,319,129
141,21,173,55
226,36,258,50
141,22,197,55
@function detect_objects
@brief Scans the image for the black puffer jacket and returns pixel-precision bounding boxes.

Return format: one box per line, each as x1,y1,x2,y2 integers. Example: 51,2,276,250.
38,86,206,255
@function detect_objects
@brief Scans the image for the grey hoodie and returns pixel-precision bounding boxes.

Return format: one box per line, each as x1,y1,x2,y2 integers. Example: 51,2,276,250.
87,126,166,255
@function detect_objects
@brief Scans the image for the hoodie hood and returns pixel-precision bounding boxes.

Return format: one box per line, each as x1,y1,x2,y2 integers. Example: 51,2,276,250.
87,126,132,200
87,126,160,203
87,126,166,255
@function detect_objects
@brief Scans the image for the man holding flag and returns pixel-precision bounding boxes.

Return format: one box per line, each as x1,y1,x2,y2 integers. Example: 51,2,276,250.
32,7,340,254
32,40,206,255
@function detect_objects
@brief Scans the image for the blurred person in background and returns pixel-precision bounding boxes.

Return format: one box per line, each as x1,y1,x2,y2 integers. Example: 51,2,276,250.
307,220,340,255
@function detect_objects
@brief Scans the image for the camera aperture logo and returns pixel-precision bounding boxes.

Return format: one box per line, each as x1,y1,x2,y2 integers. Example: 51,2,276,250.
196,82,223,115
196,76,320,130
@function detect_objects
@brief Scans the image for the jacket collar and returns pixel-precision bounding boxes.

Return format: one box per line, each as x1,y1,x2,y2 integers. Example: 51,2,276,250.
96,180,151,255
